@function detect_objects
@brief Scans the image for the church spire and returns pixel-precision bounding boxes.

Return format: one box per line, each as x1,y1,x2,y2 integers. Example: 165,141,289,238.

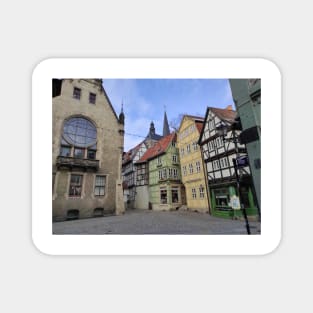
118,100,125,125
149,121,156,136
163,107,170,136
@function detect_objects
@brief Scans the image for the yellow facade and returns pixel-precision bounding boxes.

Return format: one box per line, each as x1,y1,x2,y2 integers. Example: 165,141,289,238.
177,116,209,213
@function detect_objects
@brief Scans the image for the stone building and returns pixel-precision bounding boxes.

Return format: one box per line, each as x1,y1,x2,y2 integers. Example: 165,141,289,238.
177,115,209,213
52,79,125,221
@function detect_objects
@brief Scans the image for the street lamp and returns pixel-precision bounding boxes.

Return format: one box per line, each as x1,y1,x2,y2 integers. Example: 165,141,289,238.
216,122,251,235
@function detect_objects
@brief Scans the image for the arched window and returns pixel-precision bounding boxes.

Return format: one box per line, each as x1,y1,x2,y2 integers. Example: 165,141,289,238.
60,117,97,159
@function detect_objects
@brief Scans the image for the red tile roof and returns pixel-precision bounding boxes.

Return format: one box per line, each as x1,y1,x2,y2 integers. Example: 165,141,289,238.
195,121,204,134
137,133,176,163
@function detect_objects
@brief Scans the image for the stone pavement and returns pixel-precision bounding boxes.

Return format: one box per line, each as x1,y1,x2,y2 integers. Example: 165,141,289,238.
53,209,261,235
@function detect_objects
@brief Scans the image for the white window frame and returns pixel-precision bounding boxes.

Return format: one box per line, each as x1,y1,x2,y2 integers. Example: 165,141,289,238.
94,175,106,196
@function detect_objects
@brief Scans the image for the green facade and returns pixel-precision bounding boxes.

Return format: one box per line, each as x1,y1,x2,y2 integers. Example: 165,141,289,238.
210,184,258,219
148,144,185,210
229,79,261,214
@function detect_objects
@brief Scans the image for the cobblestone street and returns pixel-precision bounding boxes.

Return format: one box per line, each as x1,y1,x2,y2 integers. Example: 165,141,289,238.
53,209,260,235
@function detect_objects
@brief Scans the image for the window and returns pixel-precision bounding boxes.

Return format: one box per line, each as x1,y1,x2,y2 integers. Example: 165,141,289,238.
196,161,201,173
171,141,176,147
160,188,167,204
87,149,96,160
74,147,84,159
186,144,191,153
224,158,229,167
162,168,167,179
61,117,97,159
209,141,213,151
189,163,193,174
173,168,178,178
171,187,179,203
183,166,187,176
199,185,205,198
60,146,71,157
180,148,184,156
89,92,96,104
73,87,81,100
191,188,197,199
214,188,230,208
168,168,173,178
157,156,162,165
172,154,178,163
216,137,220,147
69,174,83,197
159,170,163,180
193,142,198,151
95,175,106,196
63,117,97,147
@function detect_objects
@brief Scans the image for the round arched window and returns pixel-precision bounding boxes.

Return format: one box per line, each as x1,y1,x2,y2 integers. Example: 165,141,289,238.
60,117,97,159
63,117,97,147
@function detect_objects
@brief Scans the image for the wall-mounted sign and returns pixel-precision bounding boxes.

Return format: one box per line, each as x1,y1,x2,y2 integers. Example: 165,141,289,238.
230,195,241,209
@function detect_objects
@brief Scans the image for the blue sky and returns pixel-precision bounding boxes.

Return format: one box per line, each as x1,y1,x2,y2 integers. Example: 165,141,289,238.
102,79,234,151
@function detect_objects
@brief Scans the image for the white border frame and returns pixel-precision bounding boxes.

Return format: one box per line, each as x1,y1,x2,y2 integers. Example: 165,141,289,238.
32,58,281,255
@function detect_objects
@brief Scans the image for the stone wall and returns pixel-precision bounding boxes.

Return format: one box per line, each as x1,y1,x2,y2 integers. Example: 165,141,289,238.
52,79,125,221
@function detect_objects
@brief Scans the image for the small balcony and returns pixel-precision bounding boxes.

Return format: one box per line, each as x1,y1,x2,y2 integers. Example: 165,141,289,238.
158,177,180,183
56,156,99,171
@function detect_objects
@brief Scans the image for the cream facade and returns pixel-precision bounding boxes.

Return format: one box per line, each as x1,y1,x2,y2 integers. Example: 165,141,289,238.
52,79,125,221
177,116,209,213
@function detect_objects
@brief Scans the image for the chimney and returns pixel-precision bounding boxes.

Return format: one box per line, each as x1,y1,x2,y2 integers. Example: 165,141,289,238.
225,105,233,111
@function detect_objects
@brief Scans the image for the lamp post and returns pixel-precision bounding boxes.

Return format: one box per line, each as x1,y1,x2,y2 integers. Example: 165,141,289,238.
216,123,251,235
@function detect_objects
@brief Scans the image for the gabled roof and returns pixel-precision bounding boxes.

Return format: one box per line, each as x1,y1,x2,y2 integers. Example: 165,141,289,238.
198,105,237,144
195,121,204,134
184,114,204,121
137,132,176,163
210,106,236,123
123,141,145,165
177,114,204,133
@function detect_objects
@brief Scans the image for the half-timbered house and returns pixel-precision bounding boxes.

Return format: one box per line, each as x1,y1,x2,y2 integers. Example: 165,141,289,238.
198,105,258,219
122,111,171,209
122,141,147,209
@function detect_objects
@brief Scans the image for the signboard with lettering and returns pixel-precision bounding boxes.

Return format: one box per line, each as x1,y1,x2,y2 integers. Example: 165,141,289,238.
236,155,249,168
